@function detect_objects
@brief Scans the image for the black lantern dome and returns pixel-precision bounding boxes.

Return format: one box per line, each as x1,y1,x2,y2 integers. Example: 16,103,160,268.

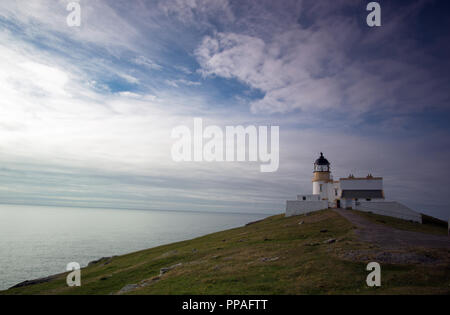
314,152,330,172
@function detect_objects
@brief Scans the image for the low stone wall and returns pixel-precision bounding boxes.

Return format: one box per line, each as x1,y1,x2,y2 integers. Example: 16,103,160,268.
285,200,328,217
355,201,422,223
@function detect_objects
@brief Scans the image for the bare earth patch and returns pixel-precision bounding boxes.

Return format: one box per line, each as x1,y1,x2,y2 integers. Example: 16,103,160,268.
334,209,450,265
334,209,450,250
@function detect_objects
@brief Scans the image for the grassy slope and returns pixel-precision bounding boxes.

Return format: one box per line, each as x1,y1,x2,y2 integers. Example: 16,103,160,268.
2,210,450,295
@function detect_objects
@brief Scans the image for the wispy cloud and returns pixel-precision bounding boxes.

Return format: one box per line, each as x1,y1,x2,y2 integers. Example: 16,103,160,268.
165,79,201,88
195,1,450,116
0,0,449,219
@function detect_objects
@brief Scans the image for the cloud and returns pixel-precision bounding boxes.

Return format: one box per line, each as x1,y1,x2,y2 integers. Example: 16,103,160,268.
0,0,140,51
133,55,162,71
0,0,449,220
194,30,345,113
157,0,234,27
118,73,140,85
165,79,201,88
194,1,450,116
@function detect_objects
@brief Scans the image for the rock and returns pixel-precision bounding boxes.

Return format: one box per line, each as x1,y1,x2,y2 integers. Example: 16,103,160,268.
260,257,279,262
9,273,61,289
320,229,328,233
160,263,183,276
160,250,178,258
160,267,171,275
298,221,304,225
118,284,139,294
305,242,320,246
323,238,336,244
263,237,271,241
192,248,198,253
139,276,160,287
88,256,112,266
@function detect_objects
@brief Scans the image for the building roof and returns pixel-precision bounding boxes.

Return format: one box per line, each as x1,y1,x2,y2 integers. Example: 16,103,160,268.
340,177,383,181
315,152,330,165
341,190,384,199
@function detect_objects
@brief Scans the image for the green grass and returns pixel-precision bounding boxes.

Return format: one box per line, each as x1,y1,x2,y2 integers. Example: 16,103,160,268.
350,210,448,236
2,210,449,295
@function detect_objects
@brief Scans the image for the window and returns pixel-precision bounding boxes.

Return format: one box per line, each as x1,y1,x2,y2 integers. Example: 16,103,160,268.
302,196,306,201
366,198,371,201
319,184,322,192
335,189,338,196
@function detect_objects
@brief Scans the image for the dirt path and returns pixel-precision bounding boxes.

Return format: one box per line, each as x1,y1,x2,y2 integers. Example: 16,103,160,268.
334,209,450,250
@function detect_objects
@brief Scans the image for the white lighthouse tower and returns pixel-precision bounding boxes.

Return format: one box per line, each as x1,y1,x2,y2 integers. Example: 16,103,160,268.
312,152,333,204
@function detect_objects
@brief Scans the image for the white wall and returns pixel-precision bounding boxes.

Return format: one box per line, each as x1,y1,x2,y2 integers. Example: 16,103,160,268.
327,183,336,203
342,198,355,209
286,200,328,217
355,201,422,223
340,179,383,190
312,181,321,195
313,181,330,200
297,194,320,201
334,182,341,198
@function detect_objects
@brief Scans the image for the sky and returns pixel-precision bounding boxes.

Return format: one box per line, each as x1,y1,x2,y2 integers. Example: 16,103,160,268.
0,0,449,219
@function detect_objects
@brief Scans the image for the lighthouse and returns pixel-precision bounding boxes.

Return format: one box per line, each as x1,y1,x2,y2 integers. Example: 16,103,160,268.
286,152,421,223
312,152,333,202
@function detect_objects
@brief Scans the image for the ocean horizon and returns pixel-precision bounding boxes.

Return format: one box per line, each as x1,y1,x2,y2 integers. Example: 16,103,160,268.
0,204,269,290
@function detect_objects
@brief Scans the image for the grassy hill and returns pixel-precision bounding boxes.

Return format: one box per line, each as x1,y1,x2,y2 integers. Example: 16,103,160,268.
2,210,449,295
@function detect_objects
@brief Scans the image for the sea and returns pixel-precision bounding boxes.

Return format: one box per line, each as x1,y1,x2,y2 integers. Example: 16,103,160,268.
0,204,268,290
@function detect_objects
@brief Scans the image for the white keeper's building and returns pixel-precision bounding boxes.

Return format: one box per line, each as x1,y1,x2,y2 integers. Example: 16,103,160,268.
286,153,422,223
